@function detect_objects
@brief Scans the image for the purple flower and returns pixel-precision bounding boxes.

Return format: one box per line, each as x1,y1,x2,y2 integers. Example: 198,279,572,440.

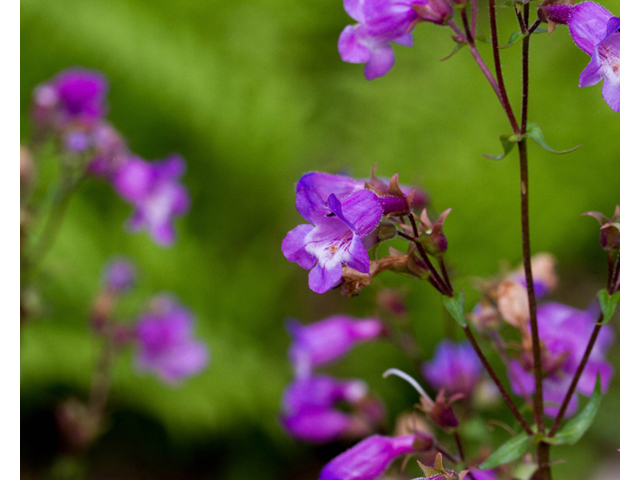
281,375,369,443
297,171,427,213
286,315,385,376
508,302,614,417
113,154,190,247
103,257,136,294
282,188,383,293
33,68,108,129
134,296,209,384
86,123,129,179
545,2,620,112
339,0,452,80
422,340,482,398
320,434,418,480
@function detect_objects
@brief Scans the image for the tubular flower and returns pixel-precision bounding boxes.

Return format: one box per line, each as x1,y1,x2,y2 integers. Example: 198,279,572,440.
282,188,383,293
544,2,620,111
134,296,209,384
280,375,369,443
339,0,452,80
113,154,190,247
286,315,385,376
421,339,482,398
320,434,419,480
507,302,614,417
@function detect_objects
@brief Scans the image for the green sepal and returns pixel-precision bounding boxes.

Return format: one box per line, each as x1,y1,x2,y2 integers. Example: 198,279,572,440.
442,290,467,327
597,289,620,325
544,376,602,446
478,431,532,470
440,42,467,62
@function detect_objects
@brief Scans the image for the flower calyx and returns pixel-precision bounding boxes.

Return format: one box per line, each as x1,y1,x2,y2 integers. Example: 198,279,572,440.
583,206,620,252
417,208,452,256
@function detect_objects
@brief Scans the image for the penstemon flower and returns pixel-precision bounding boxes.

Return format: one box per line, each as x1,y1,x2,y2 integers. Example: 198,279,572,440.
544,2,620,112
320,434,422,480
113,154,191,247
286,315,385,376
134,295,209,384
281,188,383,293
421,339,482,398
508,302,614,416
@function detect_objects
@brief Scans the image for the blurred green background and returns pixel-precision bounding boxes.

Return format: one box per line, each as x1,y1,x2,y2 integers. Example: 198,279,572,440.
21,0,619,478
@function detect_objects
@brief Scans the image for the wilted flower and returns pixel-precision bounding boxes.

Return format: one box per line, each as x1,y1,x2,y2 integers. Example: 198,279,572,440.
320,434,421,480
287,315,386,376
544,2,620,111
422,340,482,398
134,296,209,383
510,252,558,298
282,188,383,293
113,154,190,247
496,280,530,329
508,302,614,416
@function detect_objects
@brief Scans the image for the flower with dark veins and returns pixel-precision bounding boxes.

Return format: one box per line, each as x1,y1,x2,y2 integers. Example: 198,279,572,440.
282,187,383,293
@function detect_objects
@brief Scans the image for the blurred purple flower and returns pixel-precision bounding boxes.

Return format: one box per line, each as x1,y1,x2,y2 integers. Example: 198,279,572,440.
339,0,452,80
508,302,614,417
33,68,108,130
320,434,417,480
134,296,209,384
281,375,369,443
86,123,129,178
113,154,190,247
282,188,382,293
287,315,385,376
103,257,136,294
422,339,482,398
545,2,620,112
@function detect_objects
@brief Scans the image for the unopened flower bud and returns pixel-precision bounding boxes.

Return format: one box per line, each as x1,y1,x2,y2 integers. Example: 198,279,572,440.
418,208,451,257
540,3,574,26
497,280,529,329
413,0,454,25
583,206,620,252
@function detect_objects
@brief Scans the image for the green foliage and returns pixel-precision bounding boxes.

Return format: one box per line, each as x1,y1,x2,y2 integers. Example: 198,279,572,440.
597,289,620,325
478,431,532,470
485,122,581,160
545,376,603,446
442,290,467,327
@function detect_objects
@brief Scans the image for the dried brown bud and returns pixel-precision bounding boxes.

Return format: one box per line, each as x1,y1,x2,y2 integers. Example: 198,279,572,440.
497,280,529,330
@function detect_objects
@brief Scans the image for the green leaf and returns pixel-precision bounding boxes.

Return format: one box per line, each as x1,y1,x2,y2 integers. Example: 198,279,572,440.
545,376,602,445
479,431,531,469
597,289,620,324
442,290,467,327
440,42,467,62
500,31,526,49
525,122,582,154
484,133,523,160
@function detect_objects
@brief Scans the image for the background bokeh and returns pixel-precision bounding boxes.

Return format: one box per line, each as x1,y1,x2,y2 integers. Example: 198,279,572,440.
21,0,620,478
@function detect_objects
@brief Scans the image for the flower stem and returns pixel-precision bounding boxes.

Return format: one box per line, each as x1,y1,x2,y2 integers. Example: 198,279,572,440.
462,325,534,435
518,4,550,479
548,314,604,437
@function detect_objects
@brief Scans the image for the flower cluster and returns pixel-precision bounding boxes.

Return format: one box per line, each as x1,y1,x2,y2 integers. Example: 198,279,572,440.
282,169,453,295
31,68,190,246
280,315,387,443
471,253,614,417
94,258,209,384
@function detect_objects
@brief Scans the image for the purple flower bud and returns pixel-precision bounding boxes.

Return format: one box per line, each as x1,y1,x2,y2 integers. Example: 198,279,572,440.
102,257,136,294
87,123,129,179
286,315,385,376
33,68,108,130
134,296,209,384
507,302,614,417
413,0,453,25
282,188,383,293
542,4,574,25
113,154,190,247
320,434,418,480
583,206,620,252
422,340,482,398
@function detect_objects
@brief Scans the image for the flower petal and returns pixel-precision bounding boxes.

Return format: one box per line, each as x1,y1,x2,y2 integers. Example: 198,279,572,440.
568,2,612,55
339,25,372,64
296,187,328,224
364,44,396,80
345,235,370,273
344,0,366,23
309,262,343,294
282,224,316,269
341,190,383,235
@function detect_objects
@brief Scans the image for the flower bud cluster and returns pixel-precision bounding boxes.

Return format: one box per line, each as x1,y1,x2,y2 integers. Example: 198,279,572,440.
29,68,190,246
